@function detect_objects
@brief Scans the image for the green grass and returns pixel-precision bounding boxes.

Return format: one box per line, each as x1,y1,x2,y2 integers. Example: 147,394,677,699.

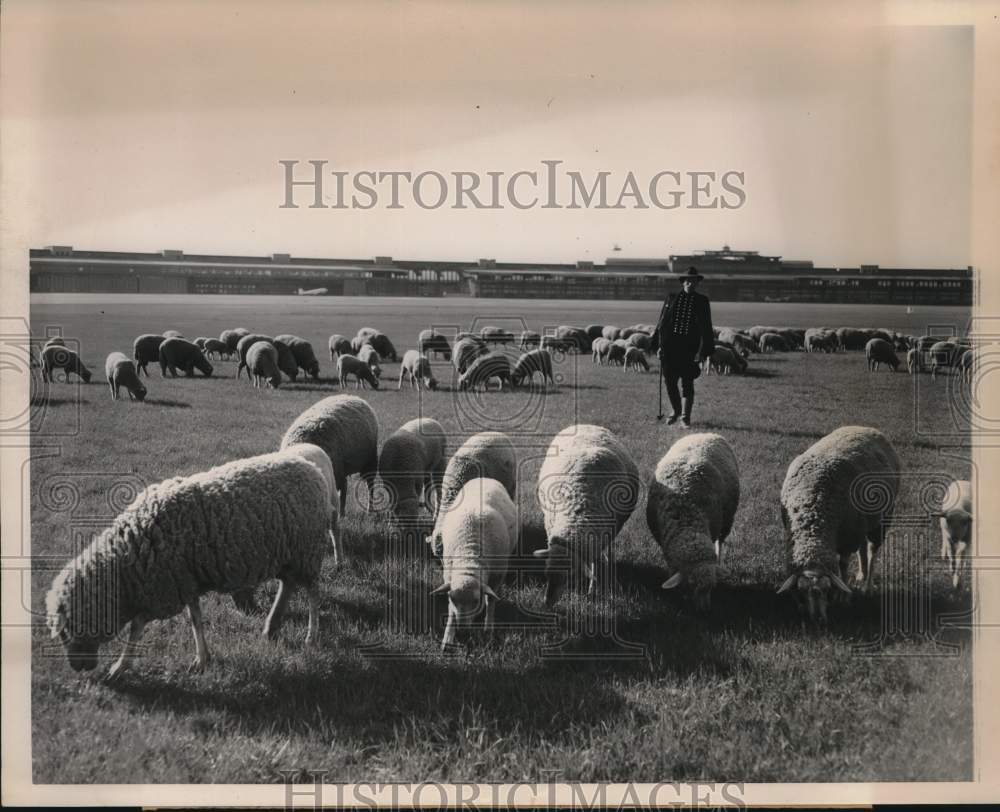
28,295,973,783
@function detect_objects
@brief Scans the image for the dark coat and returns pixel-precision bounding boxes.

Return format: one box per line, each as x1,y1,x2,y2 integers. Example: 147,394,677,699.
650,290,715,359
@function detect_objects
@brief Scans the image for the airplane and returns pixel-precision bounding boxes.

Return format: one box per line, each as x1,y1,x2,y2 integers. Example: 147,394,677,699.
297,287,328,296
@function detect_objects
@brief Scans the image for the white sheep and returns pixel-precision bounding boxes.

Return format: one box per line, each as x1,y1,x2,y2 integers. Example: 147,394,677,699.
281,394,379,515
777,426,901,623
357,344,383,379
427,431,518,557
646,433,740,610
934,479,972,590
591,337,611,365
906,347,922,374
377,418,447,522
398,350,438,390
337,354,380,389
430,477,518,650
104,352,147,401
246,341,281,389
44,444,335,677
534,424,640,606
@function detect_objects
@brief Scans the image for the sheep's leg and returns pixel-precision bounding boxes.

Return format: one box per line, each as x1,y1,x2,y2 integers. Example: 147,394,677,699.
441,601,458,651
863,540,880,593
108,380,116,400
187,598,211,672
107,617,147,680
263,578,294,639
337,475,348,514
484,594,496,635
304,583,320,646
855,544,870,593
586,561,597,598
397,368,404,389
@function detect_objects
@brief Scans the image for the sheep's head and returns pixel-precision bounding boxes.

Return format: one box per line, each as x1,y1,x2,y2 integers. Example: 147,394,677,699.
196,357,214,377
533,537,574,608
132,382,147,402
777,568,851,623
662,559,718,612
46,562,124,671
426,377,438,391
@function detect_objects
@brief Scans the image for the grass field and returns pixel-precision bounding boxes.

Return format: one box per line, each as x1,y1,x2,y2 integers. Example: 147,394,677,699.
27,295,974,783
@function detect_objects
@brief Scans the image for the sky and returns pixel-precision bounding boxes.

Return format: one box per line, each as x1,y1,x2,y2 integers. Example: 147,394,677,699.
1,0,974,268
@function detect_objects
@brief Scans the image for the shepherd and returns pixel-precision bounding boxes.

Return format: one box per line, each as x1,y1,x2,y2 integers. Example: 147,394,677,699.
650,266,715,427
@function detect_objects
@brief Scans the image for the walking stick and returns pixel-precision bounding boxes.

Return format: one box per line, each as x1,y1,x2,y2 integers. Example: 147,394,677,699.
656,354,664,420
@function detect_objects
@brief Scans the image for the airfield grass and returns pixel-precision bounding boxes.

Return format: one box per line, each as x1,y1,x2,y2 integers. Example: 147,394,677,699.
28,296,973,783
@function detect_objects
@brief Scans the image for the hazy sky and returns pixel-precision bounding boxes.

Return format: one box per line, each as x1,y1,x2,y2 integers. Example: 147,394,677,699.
2,0,973,267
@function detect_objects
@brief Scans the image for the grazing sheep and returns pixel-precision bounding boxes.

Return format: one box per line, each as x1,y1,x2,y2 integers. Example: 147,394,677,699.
835,327,875,352
555,325,590,353
705,345,746,375
220,328,250,358
602,325,622,341
453,337,489,375
202,338,230,360
480,326,514,345
623,346,649,372
585,324,606,341
418,330,452,360
280,394,379,515
162,330,184,339
356,344,383,379
274,335,321,380
540,335,575,353
193,337,209,350
431,478,518,650
398,350,438,390
236,334,297,381
865,338,900,372
511,348,556,387
958,348,975,383
246,341,281,389
718,328,755,355
458,351,512,391
759,333,789,353
356,330,398,361
159,338,214,378
337,354,380,389
934,479,972,590
929,341,960,380
518,330,541,351
606,342,626,366
534,424,640,606
41,345,92,383
625,332,652,354
104,352,147,401
44,444,335,676
646,433,740,610
591,337,612,365
428,431,518,557
906,347,922,374
378,418,447,522
328,334,353,361
777,426,901,623
351,327,378,354
133,334,166,377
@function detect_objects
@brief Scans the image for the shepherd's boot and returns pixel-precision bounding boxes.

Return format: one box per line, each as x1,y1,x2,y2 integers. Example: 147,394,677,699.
681,394,694,427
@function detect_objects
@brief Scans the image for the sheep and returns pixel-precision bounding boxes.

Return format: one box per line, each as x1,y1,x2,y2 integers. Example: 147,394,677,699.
355,330,398,361
220,328,249,357
933,479,972,590
511,348,556,387
430,478,518,650
453,337,489,375
41,345,92,383
246,341,281,389
162,330,184,339
865,338,900,372
585,324,606,341
480,326,514,345
555,325,590,353
534,424,640,606
777,426,901,623
929,341,960,380
835,327,875,352
602,325,622,341
193,337,209,350
104,352,147,401
623,346,649,372
518,330,541,351
591,337,612,365
337,354,380,389
759,333,789,353
133,334,166,377
280,394,379,515
606,342,626,366
377,418,447,522
274,334,321,380
44,444,335,676
705,345,746,375
202,338,230,360
958,348,975,383
646,433,740,610
718,328,754,354
418,329,452,360
427,431,518,557
540,335,575,353
328,334,353,361
625,332,651,354
458,351,512,391
398,350,438,390
236,334,297,381
159,337,214,378
906,347,922,374
356,344,383,379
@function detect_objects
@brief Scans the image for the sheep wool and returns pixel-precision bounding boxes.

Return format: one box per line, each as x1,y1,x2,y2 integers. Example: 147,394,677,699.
646,433,740,610
45,446,333,676
398,350,437,390
378,418,447,522
337,354,380,389
936,479,972,590
105,352,147,401
246,341,281,389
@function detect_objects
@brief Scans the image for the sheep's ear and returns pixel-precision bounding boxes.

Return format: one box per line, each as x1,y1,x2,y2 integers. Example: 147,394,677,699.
661,572,684,590
776,574,798,594
430,583,450,595
532,547,550,559
481,584,499,600
828,572,852,594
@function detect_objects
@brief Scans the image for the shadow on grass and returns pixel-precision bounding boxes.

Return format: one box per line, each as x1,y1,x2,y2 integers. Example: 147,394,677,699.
141,398,193,408
696,419,826,440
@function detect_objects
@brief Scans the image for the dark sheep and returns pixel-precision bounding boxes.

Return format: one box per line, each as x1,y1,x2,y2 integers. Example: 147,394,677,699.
41,345,92,383
159,338,214,378
418,330,453,361
202,338,230,360
328,334,353,360
133,334,166,377
274,334,321,380
236,334,297,381
458,351,512,391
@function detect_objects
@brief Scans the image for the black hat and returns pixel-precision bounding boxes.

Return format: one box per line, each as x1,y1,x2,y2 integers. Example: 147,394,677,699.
679,266,704,282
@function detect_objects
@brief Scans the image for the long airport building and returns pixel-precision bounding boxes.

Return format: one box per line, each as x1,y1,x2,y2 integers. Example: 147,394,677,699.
29,246,973,305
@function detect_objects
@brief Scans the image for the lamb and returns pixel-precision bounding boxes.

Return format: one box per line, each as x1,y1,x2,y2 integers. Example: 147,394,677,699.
511,348,556,387
246,341,281,389
534,424,640,606
623,346,649,372
418,329,452,360
777,425,901,623
427,431,518,557
202,338,230,360
865,338,900,372
337,354,380,389
518,330,541,351
591,337,612,365
356,344,383,379
906,347,922,374
377,418,447,522
453,336,489,374
104,352,147,401
328,334,353,360
646,433,740,610
281,394,379,515
236,334,297,381
759,333,789,353
274,334,321,379
133,334,166,376
159,337,214,378
398,350,438,390
458,351,512,391
44,443,335,676
41,345,92,383
934,479,972,590
430,478,518,650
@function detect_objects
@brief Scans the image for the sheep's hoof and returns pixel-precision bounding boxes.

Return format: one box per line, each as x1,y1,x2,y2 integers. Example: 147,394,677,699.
105,662,128,682
188,657,208,674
